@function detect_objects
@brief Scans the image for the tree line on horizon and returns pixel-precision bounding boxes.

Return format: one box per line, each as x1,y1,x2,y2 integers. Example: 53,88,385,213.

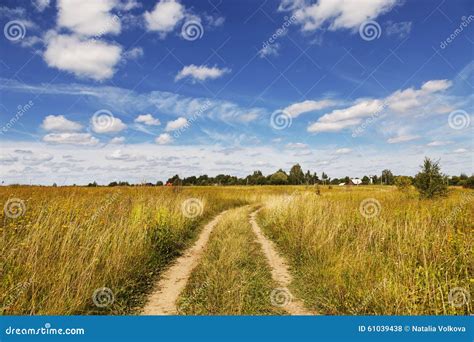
85,159,474,190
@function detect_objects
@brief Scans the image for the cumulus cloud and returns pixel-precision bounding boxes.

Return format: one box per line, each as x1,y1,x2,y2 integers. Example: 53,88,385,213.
387,134,420,144
308,79,452,133
175,65,230,82
279,0,399,32
22,152,53,165
43,132,99,145
134,114,160,126
427,140,452,147
41,115,83,132
123,47,144,60
286,142,308,149
165,117,188,131
144,0,185,37
57,0,121,36
155,133,172,144
283,99,336,118
109,136,125,144
43,32,122,81
335,148,352,154
453,148,468,154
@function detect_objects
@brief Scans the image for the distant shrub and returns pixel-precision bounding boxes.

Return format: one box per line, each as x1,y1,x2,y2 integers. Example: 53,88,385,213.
413,158,448,199
394,176,412,192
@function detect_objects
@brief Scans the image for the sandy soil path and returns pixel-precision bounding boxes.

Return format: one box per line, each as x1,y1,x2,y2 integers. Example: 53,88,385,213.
249,209,315,315
142,209,230,315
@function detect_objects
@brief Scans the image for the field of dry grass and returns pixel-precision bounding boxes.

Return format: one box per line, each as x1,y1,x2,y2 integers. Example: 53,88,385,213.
258,186,473,315
1,185,472,315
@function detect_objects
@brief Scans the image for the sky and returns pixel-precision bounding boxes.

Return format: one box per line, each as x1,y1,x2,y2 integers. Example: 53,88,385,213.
0,0,473,185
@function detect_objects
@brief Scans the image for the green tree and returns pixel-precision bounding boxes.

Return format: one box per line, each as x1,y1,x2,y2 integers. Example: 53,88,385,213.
381,169,394,185
289,164,305,185
361,175,370,185
269,170,288,185
413,158,448,198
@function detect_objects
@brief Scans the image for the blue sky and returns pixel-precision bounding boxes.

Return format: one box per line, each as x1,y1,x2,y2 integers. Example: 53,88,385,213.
0,0,472,185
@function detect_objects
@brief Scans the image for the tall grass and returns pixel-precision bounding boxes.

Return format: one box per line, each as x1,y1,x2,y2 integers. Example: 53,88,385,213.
258,186,473,315
0,186,250,314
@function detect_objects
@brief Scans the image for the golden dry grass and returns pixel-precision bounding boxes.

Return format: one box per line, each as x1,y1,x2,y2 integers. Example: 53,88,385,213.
257,186,473,315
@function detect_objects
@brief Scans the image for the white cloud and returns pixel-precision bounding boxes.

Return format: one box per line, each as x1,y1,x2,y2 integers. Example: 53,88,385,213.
286,142,308,149
57,0,121,36
175,65,230,82
144,0,185,36
41,115,83,132
106,149,138,161
43,133,99,145
387,135,420,144
427,141,452,147
134,114,160,126
165,117,188,131
280,0,399,32
123,47,143,60
155,133,172,144
308,79,452,133
91,116,126,133
385,21,412,39
259,43,280,58
22,152,53,165
308,118,361,133
453,148,467,154
0,154,18,164
283,99,336,118
109,136,125,144
335,148,352,154
43,32,122,81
